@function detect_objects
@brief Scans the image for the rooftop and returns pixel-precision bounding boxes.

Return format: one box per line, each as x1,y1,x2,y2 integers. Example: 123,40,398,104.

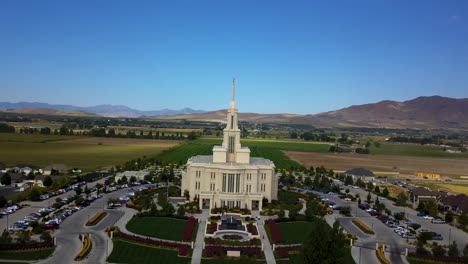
345,168,375,177
189,155,274,166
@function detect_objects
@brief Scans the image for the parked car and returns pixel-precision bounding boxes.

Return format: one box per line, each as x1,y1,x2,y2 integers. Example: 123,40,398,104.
423,215,434,220
431,219,445,224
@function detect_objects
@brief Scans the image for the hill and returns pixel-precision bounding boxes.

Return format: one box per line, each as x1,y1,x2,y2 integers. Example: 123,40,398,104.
1,108,98,117
157,96,468,130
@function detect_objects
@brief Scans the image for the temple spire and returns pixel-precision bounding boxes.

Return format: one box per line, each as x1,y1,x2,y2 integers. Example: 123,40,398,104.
232,77,236,102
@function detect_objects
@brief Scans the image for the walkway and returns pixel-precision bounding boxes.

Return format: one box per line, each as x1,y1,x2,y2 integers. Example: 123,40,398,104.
256,218,276,264
191,210,209,264
298,198,307,215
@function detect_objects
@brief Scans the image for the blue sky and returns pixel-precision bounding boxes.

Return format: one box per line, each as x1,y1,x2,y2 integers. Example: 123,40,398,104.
1,1,467,114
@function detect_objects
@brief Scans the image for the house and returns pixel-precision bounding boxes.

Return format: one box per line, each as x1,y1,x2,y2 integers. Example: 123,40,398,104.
409,186,445,206
10,164,42,175
115,171,149,182
43,164,73,175
9,172,29,185
0,162,6,173
345,168,375,182
439,194,468,215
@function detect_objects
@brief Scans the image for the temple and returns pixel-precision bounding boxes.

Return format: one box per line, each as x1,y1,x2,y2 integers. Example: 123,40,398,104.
181,78,278,210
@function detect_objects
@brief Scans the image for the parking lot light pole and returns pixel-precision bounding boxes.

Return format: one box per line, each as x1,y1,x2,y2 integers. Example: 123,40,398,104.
448,228,451,245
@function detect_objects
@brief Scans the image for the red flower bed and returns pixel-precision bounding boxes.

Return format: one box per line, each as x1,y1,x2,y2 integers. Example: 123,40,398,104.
277,247,289,259
178,245,189,256
408,253,465,263
182,217,197,241
205,245,262,258
266,220,283,244
246,223,258,235
207,222,217,234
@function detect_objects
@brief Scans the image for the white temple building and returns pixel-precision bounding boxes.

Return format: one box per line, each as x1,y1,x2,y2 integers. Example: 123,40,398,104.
181,78,278,211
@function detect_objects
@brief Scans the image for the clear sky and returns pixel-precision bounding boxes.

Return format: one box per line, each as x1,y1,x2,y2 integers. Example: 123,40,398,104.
1,1,467,114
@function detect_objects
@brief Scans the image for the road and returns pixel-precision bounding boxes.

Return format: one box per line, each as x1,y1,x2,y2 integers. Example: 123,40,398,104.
312,190,409,264
347,187,468,249
0,178,107,231
35,187,129,264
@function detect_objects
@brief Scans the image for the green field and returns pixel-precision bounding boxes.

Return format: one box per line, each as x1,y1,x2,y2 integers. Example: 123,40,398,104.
0,133,173,170
276,221,315,244
0,247,55,260
156,139,306,169
107,239,189,264
370,143,468,158
126,217,188,241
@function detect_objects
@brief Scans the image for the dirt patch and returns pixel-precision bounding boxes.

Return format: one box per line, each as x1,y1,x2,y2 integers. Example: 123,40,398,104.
286,151,468,179
50,137,181,147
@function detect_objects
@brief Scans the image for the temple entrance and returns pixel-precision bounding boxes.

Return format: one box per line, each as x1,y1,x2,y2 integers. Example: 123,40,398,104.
202,198,211,209
251,200,259,210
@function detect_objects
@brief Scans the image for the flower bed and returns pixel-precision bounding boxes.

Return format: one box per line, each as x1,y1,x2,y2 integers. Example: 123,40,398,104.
211,207,251,215
115,231,188,250
376,245,390,264
182,217,197,241
0,241,54,251
266,220,283,244
407,253,466,263
74,234,92,261
204,245,263,259
178,245,190,256
86,211,108,226
246,223,258,235
207,221,217,235
205,237,261,246
352,218,375,235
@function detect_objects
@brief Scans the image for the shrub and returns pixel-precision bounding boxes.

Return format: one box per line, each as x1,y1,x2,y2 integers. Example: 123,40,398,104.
266,220,283,244
182,217,197,241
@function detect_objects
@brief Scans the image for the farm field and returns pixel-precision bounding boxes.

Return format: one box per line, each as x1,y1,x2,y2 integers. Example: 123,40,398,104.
412,182,468,195
126,217,187,241
369,143,468,158
286,151,468,179
0,133,179,170
155,139,302,169
107,239,188,264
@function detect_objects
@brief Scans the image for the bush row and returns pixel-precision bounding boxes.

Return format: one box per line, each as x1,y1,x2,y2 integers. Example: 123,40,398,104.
246,223,258,235
115,231,189,255
182,217,197,241
407,253,466,263
207,222,217,234
205,237,260,246
376,245,390,264
74,234,92,261
86,211,107,226
352,218,375,235
204,245,262,258
266,220,283,244
0,241,54,251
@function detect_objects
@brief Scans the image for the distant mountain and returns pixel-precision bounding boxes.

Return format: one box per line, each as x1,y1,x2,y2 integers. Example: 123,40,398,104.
157,96,468,130
1,108,98,117
0,102,206,117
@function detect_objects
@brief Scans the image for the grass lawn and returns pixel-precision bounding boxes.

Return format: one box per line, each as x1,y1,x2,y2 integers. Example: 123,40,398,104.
276,221,315,244
107,239,189,264
0,133,178,170
126,217,188,241
277,251,355,264
0,247,55,260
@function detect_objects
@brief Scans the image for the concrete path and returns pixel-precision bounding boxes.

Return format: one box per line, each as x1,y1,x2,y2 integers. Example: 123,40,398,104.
298,198,307,215
256,217,276,264
191,218,206,264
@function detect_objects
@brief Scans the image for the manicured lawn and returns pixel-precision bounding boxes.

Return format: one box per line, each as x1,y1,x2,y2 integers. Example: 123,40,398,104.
277,251,355,264
126,217,188,241
276,221,315,244
0,247,55,260
107,239,189,264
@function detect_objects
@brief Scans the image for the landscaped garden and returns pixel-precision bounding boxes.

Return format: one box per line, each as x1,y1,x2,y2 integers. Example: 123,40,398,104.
126,217,197,241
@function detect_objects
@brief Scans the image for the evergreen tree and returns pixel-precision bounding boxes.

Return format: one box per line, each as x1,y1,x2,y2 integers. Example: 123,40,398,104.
448,241,460,257
1,172,11,186
43,176,53,188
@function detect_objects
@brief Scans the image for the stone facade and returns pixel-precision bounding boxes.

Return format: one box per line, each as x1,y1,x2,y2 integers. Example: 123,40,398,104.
181,79,278,210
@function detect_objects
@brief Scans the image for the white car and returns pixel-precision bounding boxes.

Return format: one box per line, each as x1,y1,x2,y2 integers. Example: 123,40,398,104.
352,186,359,189
344,198,352,201
423,215,434,220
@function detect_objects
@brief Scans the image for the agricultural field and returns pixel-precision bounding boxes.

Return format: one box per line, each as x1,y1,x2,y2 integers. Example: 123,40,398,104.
412,182,468,195
0,133,180,170
369,143,468,158
155,138,303,169
286,151,468,179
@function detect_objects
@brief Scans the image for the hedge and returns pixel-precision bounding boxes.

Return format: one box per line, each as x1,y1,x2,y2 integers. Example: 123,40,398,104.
352,218,375,235
74,234,92,261
86,211,107,226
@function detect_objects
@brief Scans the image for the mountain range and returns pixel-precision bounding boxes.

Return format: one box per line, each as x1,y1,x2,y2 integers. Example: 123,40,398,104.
157,96,468,130
0,102,205,117
1,96,467,130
